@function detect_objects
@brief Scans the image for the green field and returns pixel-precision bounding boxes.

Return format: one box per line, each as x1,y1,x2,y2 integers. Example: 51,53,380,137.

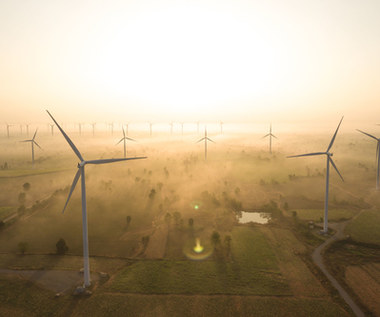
110,226,290,295
0,206,15,221
345,209,380,245
287,209,357,222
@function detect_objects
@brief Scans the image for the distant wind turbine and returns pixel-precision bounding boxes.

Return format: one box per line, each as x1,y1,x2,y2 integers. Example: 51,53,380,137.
26,124,30,136
220,121,223,134
287,117,344,234
196,128,215,160
20,129,42,167
46,110,147,288
49,124,54,136
262,124,277,154
6,123,13,138
109,122,114,136
77,123,82,136
170,122,173,135
197,121,200,134
356,129,380,190
149,122,153,137
116,127,136,158
91,123,96,137
181,122,184,136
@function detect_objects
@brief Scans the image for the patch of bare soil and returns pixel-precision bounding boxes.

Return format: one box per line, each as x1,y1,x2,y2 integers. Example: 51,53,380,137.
345,263,380,316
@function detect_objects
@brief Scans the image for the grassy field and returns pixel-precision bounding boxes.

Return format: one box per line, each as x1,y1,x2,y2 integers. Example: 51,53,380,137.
345,209,380,245
286,208,358,222
0,206,15,221
109,226,290,295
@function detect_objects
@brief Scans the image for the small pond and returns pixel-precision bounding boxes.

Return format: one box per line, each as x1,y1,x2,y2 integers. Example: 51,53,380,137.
237,211,271,224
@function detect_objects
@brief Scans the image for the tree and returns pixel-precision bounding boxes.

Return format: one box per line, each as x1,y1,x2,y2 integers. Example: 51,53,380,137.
165,212,171,226
211,231,221,250
173,211,181,228
56,238,68,255
18,192,26,204
141,236,150,250
23,182,31,191
224,235,232,257
126,215,132,227
18,242,28,255
149,189,156,200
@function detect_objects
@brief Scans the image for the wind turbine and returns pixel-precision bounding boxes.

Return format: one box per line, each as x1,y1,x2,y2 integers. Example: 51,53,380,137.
77,123,82,136
91,123,96,137
6,123,13,138
196,127,215,160
49,124,54,136
149,122,153,137
262,123,277,154
220,121,223,134
287,117,344,234
109,122,114,136
356,129,380,190
26,124,30,136
46,110,147,287
20,129,41,167
181,122,184,136
116,127,136,158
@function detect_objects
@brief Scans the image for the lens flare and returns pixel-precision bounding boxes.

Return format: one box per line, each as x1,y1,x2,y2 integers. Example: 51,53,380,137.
184,237,212,260
193,238,204,253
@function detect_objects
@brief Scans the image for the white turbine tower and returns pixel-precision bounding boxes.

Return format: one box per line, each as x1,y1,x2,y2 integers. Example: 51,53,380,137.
356,129,380,190
91,123,96,137
263,123,277,154
20,129,42,167
6,123,13,138
116,127,136,158
287,117,344,234
47,110,146,287
49,124,54,136
196,127,215,160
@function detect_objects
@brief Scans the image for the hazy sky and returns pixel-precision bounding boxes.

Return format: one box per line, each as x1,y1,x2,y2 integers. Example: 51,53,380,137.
1,0,379,124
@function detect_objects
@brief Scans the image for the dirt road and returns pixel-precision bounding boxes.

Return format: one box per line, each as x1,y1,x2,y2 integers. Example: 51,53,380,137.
312,221,365,317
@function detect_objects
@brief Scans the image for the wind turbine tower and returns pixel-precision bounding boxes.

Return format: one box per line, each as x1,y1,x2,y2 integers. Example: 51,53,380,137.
49,124,54,136
47,110,147,287
6,124,13,138
357,129,380,190
91,123,96,137
116,127,136,158
196,127,215,160
20,129,42,167
287,117,344,234
263,124,277,153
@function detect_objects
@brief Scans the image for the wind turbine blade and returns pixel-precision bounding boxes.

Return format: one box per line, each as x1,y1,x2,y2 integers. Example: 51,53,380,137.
206,137,215,143
196,137,206,143
122,126,125,138
287,152,326,158
271,134,278,139
125,137,136,142
20,140,32,142
116,138,124,145
329,157,344,182
46,110,84,162
33,141,42,149
327,116,344,152
32,129,38,140
356,129,378,141
262,134,270,139
377,142,379,162
62,169,81,213
85,157,147,165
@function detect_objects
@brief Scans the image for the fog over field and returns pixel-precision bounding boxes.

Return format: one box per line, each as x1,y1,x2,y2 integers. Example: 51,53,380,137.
1,0,380,316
